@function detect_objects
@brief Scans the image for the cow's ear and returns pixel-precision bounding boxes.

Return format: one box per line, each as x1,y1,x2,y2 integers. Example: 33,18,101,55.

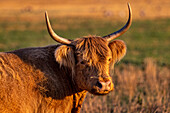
54,45,75,69
108,40,126,63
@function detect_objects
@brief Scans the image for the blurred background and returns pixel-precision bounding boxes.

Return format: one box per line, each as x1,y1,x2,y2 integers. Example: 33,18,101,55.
0,0,169,112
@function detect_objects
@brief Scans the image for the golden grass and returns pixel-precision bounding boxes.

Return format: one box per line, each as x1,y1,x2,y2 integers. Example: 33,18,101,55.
81,58,170,113
0,0,170,21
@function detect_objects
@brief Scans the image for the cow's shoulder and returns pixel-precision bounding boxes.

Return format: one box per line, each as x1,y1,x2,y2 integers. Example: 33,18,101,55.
8,45,59,57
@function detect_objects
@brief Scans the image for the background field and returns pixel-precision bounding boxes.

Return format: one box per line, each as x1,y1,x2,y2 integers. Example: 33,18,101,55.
0,0,170,112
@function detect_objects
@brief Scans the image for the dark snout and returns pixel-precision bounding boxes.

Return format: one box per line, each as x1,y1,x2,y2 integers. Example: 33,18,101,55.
91,78,114,95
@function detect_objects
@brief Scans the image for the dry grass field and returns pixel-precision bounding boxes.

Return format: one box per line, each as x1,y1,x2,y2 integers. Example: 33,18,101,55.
0,0,170,21
0,0,170,112
81,58,170,112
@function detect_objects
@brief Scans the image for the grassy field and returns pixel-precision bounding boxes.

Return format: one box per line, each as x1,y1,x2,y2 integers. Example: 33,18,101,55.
0,0,170,112
0,17,169,66
0,18,169,112
81,58,170,112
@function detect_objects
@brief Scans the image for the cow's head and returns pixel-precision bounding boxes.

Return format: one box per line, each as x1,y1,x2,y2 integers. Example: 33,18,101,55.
45,3,132,95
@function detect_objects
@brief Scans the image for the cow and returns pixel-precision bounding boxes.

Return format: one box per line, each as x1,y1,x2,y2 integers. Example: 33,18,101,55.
0,3,132,113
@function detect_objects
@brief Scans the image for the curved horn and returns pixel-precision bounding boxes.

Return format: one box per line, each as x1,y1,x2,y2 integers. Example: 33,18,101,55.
45,11,72,44
103,3,132,42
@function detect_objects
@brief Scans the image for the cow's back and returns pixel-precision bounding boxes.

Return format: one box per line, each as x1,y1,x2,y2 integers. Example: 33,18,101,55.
0,45,75,113
0,51,44,112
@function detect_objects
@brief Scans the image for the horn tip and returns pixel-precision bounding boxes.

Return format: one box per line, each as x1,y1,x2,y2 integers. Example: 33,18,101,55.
127,3,131,8
45,11,48,16
127,3,132,17
45,11,49,21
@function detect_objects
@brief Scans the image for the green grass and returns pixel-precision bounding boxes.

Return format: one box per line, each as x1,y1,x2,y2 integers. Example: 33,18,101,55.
0,17,169,66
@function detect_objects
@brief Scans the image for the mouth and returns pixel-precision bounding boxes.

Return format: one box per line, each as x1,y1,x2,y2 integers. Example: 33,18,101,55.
89,87,114,95
88,79,114,95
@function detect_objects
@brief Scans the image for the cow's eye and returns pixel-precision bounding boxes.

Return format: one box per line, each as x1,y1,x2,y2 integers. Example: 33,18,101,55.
108,58,112,62
80,61,85,64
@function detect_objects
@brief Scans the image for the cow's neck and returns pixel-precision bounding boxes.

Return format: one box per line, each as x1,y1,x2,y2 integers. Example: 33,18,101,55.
58,67,88,112
42,64,87,112
9,46,87,112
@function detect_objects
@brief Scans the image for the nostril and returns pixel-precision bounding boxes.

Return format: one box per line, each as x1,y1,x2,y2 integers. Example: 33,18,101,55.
96,81,102,89
107,81,111,87
107,81,111,89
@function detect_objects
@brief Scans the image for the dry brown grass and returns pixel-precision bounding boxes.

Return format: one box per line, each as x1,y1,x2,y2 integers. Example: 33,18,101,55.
81,58,170,113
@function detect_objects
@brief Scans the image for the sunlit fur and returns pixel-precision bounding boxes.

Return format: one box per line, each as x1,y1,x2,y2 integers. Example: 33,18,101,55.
55,36,126,95
0,46,87,113
74,36,113,94
0,36,126,113
55,45,75,75
109,40,127,63
75,36,110,65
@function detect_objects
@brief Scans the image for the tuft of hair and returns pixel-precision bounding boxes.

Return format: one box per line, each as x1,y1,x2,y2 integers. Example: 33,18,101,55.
75,36,110,66
108,40,127,63
54,45,75,74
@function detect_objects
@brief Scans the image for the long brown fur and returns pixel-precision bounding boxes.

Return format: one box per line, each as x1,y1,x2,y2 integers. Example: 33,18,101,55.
109,40,127,63
0,45,86,113
75,36,110,64
0,36,126,113
55,45,75,75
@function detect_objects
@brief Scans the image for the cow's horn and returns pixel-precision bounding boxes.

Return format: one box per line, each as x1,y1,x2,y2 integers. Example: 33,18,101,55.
103,3,132,42
45,11,72,44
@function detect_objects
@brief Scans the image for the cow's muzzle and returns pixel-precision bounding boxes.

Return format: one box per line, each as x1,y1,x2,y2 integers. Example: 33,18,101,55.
91,79,114,95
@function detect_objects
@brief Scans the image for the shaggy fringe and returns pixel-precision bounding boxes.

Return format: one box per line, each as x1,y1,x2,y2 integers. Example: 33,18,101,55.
54,45,75,75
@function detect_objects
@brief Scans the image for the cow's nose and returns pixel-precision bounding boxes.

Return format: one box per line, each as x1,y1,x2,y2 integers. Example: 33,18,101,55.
96,80,112,91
